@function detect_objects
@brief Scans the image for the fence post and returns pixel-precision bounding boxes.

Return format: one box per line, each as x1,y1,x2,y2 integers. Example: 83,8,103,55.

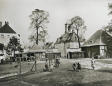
34,54,37,72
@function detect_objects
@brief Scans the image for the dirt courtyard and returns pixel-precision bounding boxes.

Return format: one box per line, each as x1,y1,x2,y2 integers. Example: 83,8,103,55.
1,58,112,86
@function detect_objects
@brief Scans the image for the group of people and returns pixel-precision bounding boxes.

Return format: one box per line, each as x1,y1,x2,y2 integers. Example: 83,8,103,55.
72,57,96,71
44,56,96,72
43,58,60,72
72,62,81,71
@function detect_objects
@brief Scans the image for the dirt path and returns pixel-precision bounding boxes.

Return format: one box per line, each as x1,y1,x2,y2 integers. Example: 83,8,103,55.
63,58,112,70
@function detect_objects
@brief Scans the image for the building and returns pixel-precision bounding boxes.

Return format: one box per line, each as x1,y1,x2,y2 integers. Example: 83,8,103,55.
0,21,18,45
55,24,85,58
0,21,19,54
81,29,112,58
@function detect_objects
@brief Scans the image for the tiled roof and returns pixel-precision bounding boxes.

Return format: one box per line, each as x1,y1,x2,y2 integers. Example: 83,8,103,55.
0,23,16,34
44,42,54,49
55,32,84,44
82,29,112,47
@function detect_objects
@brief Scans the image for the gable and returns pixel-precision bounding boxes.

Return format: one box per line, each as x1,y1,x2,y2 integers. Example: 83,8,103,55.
0,23,16,34
55,32,84,44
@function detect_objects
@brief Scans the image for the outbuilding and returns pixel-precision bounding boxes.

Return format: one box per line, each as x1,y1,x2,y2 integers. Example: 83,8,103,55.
81,29,112,58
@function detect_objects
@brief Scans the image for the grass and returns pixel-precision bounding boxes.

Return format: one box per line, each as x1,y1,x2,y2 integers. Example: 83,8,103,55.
1,59,112,86
0,61,45,76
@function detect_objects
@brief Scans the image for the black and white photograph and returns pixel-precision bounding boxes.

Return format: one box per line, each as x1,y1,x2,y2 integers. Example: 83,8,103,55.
0,0,112,86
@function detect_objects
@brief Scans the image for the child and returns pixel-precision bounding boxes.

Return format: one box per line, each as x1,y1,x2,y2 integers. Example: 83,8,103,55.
91,57,95,70
77,62,81,71
55,58,60,67
49,64,54,72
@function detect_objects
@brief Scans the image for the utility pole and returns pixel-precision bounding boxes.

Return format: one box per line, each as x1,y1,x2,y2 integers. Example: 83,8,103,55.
34,54,37,72
19,54,21,75
30,53,37,72
18,52,22,80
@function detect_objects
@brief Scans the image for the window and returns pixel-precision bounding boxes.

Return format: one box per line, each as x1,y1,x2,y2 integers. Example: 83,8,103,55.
1,34,4,38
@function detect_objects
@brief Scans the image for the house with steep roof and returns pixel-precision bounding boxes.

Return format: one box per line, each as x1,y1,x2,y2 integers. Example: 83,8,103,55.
0,21,19,55
0,21,18,46
55,27,85,58
81,29,112,58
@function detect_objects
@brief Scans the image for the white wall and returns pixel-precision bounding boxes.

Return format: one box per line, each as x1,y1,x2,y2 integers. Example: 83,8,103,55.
69,42,79,48
100,46,107,57
55,42,81,57
0,33,18,46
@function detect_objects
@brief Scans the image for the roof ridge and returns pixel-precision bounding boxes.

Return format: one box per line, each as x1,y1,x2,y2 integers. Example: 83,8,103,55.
0,23,16,34
83,29,106,47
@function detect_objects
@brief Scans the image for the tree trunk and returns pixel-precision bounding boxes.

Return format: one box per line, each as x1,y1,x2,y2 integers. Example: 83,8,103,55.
76,29,81,48
35,56,37,72
36,27,38,45
19,56,21,75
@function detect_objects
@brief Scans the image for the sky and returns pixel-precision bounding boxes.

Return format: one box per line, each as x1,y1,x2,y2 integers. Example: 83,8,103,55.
0,0,112,45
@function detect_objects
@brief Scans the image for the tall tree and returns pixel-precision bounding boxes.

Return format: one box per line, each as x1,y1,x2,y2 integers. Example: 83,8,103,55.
67,16,86,48
29,9,49,72
29,9,49,45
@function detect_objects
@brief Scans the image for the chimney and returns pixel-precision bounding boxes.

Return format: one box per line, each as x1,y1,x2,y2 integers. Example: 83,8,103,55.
5,21,9,25
65,23,68,33
0,21,2,28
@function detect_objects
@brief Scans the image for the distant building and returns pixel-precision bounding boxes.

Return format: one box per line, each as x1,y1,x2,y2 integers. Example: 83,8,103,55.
0,21,18,45
55,24,85,58
81,29,112,58
0,21,19,54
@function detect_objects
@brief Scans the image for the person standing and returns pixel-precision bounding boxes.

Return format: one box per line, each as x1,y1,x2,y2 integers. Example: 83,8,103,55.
43,59,49,72
56,58,60,67
91,57,95,70
49,63,54,72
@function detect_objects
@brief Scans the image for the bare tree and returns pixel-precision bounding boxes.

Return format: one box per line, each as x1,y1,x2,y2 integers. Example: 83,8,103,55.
29,9,49,45
67,16,86,48
29,9,49,72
